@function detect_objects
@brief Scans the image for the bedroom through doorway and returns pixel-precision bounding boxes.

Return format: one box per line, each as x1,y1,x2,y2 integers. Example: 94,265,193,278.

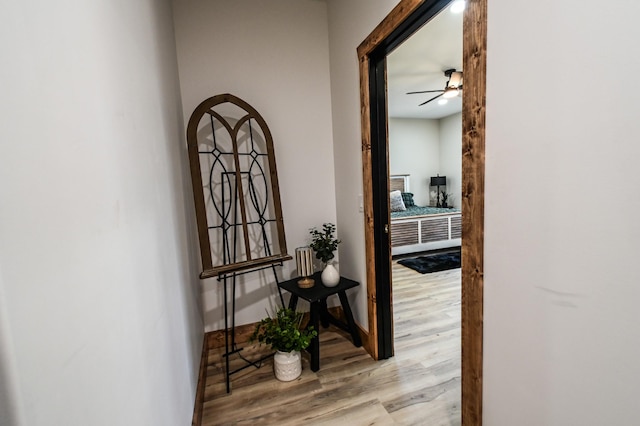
386,2,463,420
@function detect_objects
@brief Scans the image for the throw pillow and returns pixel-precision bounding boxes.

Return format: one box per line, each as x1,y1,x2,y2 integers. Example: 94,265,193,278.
390,190,406,212
401,192,415,207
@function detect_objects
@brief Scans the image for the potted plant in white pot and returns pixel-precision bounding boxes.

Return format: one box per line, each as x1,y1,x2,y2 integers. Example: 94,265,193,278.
250,308,317,381
309,223,341,287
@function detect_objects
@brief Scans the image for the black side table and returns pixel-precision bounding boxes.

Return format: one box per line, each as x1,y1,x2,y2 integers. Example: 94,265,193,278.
278,272,363,372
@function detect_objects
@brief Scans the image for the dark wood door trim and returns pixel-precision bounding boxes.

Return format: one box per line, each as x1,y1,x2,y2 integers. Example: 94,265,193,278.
460,0,486,422
357,0,486,424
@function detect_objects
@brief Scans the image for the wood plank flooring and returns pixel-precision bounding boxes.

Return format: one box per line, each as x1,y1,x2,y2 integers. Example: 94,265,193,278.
200,261,461,425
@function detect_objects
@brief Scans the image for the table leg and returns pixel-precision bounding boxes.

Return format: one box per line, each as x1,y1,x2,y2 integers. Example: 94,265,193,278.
338,291,362,347
320,298,330,328
309,300,320,372
287,294,299,310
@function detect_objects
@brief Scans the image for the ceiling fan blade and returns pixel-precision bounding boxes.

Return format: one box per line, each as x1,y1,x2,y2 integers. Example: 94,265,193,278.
418,93,444,106
406,89,444,95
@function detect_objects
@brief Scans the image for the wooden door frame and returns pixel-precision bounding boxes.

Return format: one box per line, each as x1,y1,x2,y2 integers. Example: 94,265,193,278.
357,0,486,424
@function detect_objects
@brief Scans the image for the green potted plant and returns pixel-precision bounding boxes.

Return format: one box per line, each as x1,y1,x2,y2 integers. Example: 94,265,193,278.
250,308,317,381
439,191,455,209
309,223,341,287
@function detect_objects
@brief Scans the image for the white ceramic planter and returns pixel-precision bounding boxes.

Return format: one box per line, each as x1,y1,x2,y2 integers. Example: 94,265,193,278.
273,350,302,381
321,263,340,287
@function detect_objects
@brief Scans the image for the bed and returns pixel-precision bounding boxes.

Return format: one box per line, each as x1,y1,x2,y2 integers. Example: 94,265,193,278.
390,175,461,256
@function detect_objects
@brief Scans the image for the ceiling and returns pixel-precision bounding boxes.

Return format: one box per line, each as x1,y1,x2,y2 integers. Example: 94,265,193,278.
387,4,463,119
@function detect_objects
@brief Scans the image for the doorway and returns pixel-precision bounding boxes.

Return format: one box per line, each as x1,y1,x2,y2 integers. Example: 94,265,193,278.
357,0,486,423
387,3,463,419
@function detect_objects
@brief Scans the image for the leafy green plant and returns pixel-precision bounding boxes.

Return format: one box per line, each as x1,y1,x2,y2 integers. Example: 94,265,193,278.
250,308,318,353
439,191,454,208
309,223,341,264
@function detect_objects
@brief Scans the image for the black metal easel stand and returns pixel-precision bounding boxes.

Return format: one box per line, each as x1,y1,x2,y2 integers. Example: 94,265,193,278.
219,264,286,393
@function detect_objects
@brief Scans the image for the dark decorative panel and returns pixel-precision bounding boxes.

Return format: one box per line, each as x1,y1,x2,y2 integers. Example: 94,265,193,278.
186,94,290,278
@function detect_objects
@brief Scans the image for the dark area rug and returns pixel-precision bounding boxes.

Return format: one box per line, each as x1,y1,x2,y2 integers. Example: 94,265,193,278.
397,250,461,274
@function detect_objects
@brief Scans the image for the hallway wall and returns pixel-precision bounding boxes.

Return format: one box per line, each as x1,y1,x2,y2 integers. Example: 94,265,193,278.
0,1,203,424
172,0,337,331
484,0,640,423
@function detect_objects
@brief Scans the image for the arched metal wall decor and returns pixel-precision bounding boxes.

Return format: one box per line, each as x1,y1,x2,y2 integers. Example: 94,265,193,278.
186,93,291,392
186,93,291,279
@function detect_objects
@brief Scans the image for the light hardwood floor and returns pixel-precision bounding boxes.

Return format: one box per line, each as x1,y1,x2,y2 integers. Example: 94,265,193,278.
201,261,461,425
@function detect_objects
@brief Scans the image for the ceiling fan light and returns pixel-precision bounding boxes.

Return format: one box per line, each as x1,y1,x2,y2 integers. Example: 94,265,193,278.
442,87,459,98
450,0,466,14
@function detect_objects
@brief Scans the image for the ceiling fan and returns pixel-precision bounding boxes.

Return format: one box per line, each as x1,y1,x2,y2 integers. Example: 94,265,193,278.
407,68,463,106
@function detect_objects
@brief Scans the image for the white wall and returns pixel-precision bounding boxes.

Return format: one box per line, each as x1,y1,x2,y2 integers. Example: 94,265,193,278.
484,0,640,424
389,114,462,208
389,118,440,206
172,0,337,331
0,267,24,426
439,112,462,208
0,1,203,425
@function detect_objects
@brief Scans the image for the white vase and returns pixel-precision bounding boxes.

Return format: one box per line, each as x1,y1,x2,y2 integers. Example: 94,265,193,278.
321,263,340,287
273,350,302,381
